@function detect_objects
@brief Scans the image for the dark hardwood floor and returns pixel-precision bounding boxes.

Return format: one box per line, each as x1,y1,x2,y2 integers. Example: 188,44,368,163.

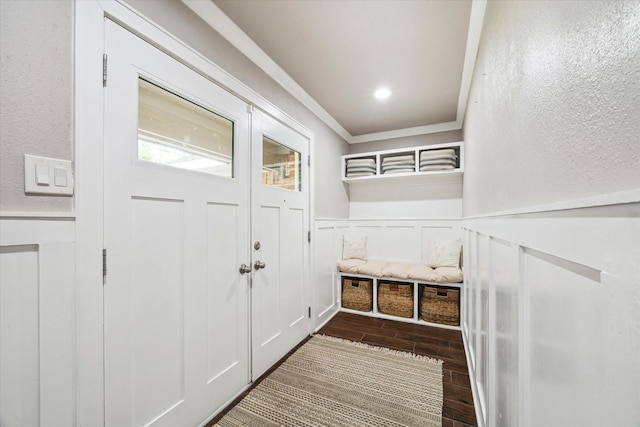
209,311,477,426
318,312,477,427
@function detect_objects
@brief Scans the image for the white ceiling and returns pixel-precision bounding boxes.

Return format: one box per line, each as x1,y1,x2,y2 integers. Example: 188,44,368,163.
184,0,485,143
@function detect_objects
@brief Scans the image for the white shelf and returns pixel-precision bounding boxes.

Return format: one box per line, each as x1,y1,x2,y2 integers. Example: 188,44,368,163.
342,141,464,184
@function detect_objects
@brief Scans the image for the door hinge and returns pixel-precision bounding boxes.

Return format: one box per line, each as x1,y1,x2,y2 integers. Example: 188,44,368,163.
308,306,311,318
102,54,108,87
307,155,311,167
102,249,107,278
307,230,311,243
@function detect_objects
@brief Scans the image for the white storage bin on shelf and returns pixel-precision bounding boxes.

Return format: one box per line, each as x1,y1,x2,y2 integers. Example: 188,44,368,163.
342,141,463,185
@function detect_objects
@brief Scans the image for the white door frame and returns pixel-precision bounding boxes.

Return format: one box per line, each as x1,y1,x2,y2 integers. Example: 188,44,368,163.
75,1,315,425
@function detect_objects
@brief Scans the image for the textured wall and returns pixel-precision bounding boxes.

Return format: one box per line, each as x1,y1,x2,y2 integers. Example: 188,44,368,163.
463,0,640,216
0,1,74,212
124,0,350,219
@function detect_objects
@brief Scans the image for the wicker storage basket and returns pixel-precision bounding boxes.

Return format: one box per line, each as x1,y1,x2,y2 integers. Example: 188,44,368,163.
421,286,460,326
377,282,413,318
341,277,373,312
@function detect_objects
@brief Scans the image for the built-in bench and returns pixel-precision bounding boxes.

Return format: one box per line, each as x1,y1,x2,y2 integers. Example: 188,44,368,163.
313,219,464,330
337,257,463,330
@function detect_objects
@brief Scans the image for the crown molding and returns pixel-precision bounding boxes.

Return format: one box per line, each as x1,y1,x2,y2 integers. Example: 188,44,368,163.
350,121,462,144
182,0,486,145
181,0,351,141
456,0,487,129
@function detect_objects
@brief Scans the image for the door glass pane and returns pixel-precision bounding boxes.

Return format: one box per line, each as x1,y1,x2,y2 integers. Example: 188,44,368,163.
138,78,234,177
262,137,301,191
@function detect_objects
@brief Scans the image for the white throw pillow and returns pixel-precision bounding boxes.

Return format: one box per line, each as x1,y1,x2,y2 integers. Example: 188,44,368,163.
342,235,367,260
427,239,462,268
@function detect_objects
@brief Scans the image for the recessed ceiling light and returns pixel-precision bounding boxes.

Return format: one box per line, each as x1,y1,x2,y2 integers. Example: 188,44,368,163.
374,87,392,100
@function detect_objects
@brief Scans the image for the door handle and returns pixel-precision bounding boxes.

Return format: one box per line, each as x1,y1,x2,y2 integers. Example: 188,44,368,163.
239,263,252,274
254,260,266,270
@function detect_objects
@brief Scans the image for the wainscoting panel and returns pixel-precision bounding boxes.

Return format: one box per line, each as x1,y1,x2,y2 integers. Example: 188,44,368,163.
313,221,348,330
313,219,462,331
351,224,385,260
475,233,490,426
0,217,75,427
524,248,602,426
383,225,419,262
490,237,519,427
350,220,462,263
463,229,477,367
0,245,39,426
462,201,640,427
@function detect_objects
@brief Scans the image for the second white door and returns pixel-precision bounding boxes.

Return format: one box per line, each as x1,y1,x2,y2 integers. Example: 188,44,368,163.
250,110,311,379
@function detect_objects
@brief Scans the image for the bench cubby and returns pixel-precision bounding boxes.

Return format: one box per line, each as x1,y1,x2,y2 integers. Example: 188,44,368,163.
339,272,462,330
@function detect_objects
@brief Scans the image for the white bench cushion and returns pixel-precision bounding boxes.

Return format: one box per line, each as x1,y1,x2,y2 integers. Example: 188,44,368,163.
338,260,463,284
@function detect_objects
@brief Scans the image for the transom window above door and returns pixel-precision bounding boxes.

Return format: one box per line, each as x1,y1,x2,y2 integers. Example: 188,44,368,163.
137,78,234,178
262,136,301,191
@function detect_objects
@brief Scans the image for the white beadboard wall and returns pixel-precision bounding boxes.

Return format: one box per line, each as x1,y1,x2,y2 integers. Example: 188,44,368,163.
0,217,76,427
313,218,463,330
461,201,640,427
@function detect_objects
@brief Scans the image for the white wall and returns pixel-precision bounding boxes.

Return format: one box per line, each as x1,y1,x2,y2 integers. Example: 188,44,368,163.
348,180,462,220
0,0,74,213
461,1,640,426
463,0,640,216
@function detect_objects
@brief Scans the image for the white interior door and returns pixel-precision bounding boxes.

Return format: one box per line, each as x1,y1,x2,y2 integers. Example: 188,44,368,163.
250,110,311,378
103,20,251,427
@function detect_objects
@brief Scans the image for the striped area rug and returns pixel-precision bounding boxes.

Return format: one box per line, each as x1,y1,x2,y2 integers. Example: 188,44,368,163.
214,334,443,426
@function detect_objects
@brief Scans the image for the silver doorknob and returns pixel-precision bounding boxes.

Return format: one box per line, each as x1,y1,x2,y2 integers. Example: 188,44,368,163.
239,263,252,274
254,260,266,270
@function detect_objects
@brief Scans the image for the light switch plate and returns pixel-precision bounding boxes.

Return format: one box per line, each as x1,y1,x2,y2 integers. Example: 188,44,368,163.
25,154,74,195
